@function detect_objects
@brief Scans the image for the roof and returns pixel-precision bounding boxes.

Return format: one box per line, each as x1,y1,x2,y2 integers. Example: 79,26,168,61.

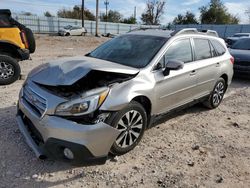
127,29,173,38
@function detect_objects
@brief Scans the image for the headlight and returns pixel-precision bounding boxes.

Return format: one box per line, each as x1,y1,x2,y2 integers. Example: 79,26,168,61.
55,87,109,116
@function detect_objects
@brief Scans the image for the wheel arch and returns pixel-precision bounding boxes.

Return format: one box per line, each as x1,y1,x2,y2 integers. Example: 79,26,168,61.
0,41,21,59
220,73,228,89
131,95,152,123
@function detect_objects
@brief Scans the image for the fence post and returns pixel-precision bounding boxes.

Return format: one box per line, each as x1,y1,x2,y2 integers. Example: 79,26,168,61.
37,17,40,33
58,18,60,32
91,22,93,35
240,25,243,33
117,24,120,34
224,26,228,38
105,23,107,34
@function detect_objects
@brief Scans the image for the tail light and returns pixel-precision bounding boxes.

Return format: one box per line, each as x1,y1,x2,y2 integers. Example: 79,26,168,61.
20,30,29,49
230,56,234,64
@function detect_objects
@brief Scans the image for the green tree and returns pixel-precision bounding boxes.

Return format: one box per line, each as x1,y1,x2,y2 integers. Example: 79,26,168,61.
199,0,239,24
122,16,137,24
57,5,95,21
44,11,53,17
100,10,123,23
141,0,166,25
173,11,199,24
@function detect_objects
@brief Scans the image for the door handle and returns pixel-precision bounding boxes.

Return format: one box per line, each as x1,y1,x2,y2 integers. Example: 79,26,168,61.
190,70,196,76
216,62,220,67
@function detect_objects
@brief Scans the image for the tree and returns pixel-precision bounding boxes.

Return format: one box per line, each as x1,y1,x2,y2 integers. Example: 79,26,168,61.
199,0,239,24
246,7,250,24
44,11,53,17
100,10,123,23
141,0,166,25
57,5,95,21
122,16,137,24
20,12,35,16
173,11,199,24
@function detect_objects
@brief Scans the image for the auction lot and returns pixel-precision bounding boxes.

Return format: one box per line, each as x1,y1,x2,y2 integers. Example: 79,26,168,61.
0,35,250,188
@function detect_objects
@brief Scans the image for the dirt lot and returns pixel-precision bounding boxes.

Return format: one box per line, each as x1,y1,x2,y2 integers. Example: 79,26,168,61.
0,35,250,188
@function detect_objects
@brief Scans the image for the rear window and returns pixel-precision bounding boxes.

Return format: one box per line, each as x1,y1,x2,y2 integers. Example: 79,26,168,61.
0,15,12,27
211,40,226,56
194,39,212,60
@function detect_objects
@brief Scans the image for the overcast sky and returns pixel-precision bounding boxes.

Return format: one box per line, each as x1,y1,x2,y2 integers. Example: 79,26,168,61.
1,0,250,24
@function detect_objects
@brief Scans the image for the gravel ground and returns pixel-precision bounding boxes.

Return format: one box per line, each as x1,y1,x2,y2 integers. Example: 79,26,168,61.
0,35,250,188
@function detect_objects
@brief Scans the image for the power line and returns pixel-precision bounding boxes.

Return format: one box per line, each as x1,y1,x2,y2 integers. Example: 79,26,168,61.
3,0,72,8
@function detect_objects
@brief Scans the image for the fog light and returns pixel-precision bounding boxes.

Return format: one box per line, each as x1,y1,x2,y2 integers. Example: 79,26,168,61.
63,148,74,160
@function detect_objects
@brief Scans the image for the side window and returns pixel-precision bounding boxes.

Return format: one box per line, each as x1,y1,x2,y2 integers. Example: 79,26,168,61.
164,39,193,64
209,41,217,57
194,39,212,60
211,40,226,56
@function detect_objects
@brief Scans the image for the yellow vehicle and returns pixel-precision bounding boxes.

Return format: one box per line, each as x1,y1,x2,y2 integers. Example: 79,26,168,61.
0,9,35,85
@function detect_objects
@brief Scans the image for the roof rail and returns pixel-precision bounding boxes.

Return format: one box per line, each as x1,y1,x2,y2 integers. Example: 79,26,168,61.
172,28,219,37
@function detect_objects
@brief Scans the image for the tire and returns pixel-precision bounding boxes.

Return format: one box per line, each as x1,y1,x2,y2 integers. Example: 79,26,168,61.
0,55,21,85
24,27,36,53
65,33,70,36
203,78,226,109
106,101,147,155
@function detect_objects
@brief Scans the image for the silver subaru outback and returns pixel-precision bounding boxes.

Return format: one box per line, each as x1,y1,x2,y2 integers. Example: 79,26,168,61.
16,28,234,165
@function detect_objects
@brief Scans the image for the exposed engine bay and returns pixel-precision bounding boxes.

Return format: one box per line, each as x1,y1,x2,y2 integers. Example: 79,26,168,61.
38,70,136,98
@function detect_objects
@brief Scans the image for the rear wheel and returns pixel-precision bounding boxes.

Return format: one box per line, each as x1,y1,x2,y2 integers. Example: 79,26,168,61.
65,33,70,36
107,101,147,155
0,55,20,85
203,78,226,109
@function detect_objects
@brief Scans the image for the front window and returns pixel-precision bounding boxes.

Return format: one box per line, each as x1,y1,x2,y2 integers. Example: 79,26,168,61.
88,34,168,68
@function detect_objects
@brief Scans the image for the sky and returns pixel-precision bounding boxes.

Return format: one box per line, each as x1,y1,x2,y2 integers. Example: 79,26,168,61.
1,0,250,24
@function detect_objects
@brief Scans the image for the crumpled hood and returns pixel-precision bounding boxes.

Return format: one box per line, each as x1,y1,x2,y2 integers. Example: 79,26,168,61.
30,56,139,86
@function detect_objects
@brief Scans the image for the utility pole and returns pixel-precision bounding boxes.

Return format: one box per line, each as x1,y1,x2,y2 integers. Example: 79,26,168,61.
104,0,109,22
82,0,85,27
95,0,99,36
134,6,137,20
246,8,250,24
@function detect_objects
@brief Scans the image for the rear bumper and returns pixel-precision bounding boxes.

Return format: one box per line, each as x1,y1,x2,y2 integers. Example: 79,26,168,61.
16,97,120,165
17,48,30,60
234,65,250,78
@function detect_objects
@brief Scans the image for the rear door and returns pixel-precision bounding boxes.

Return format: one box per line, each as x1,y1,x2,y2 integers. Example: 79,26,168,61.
154,38,198,114
193,38,221,98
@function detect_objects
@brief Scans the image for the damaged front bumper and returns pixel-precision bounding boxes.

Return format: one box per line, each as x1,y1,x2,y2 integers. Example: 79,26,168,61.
16,95,120,165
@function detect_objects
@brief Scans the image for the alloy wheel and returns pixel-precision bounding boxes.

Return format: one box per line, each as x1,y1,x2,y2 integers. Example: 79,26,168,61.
0,61,14,80
212,82,225,106
115,110,143,148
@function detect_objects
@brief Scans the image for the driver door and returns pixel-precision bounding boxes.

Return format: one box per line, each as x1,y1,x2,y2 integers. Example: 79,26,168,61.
154,38,198,114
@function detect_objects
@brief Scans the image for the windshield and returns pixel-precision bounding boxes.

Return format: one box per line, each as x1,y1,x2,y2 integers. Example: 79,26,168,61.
64,25,72,29
232,39,250,50
88,34,168,68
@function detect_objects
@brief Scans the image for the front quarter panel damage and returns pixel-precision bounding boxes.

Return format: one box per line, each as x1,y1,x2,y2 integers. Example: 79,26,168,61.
100,71,155,112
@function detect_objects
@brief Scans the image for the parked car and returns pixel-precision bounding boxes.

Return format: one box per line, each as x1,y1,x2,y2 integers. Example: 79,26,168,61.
58,25,87,36
226,33,250,47
0,9,35,85
229,37,250,78
16,28,233,165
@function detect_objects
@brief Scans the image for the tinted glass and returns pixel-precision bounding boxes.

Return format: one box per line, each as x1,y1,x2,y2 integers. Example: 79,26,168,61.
232,39,250,50
194,39,212,60
0,15,11,27
164,39,192,63
233,34,249,37
89,34,168,68
211,40,226,56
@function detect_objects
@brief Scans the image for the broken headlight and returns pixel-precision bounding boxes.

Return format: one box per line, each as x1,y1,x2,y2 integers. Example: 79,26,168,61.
55,87,109,116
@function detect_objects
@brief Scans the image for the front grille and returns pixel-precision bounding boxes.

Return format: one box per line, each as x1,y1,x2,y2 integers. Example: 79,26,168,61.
23,85,47,117
235,61,250,67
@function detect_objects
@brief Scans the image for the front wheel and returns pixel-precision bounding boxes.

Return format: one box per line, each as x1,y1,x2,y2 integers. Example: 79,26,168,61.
203,78,226,109
107,101,147,155
0,55,21,85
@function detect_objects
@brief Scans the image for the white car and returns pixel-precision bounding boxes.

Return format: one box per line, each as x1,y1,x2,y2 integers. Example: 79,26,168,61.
58,25,87,36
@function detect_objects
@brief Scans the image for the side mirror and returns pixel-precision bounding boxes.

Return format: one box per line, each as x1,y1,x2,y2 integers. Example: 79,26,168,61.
163,60,184,76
